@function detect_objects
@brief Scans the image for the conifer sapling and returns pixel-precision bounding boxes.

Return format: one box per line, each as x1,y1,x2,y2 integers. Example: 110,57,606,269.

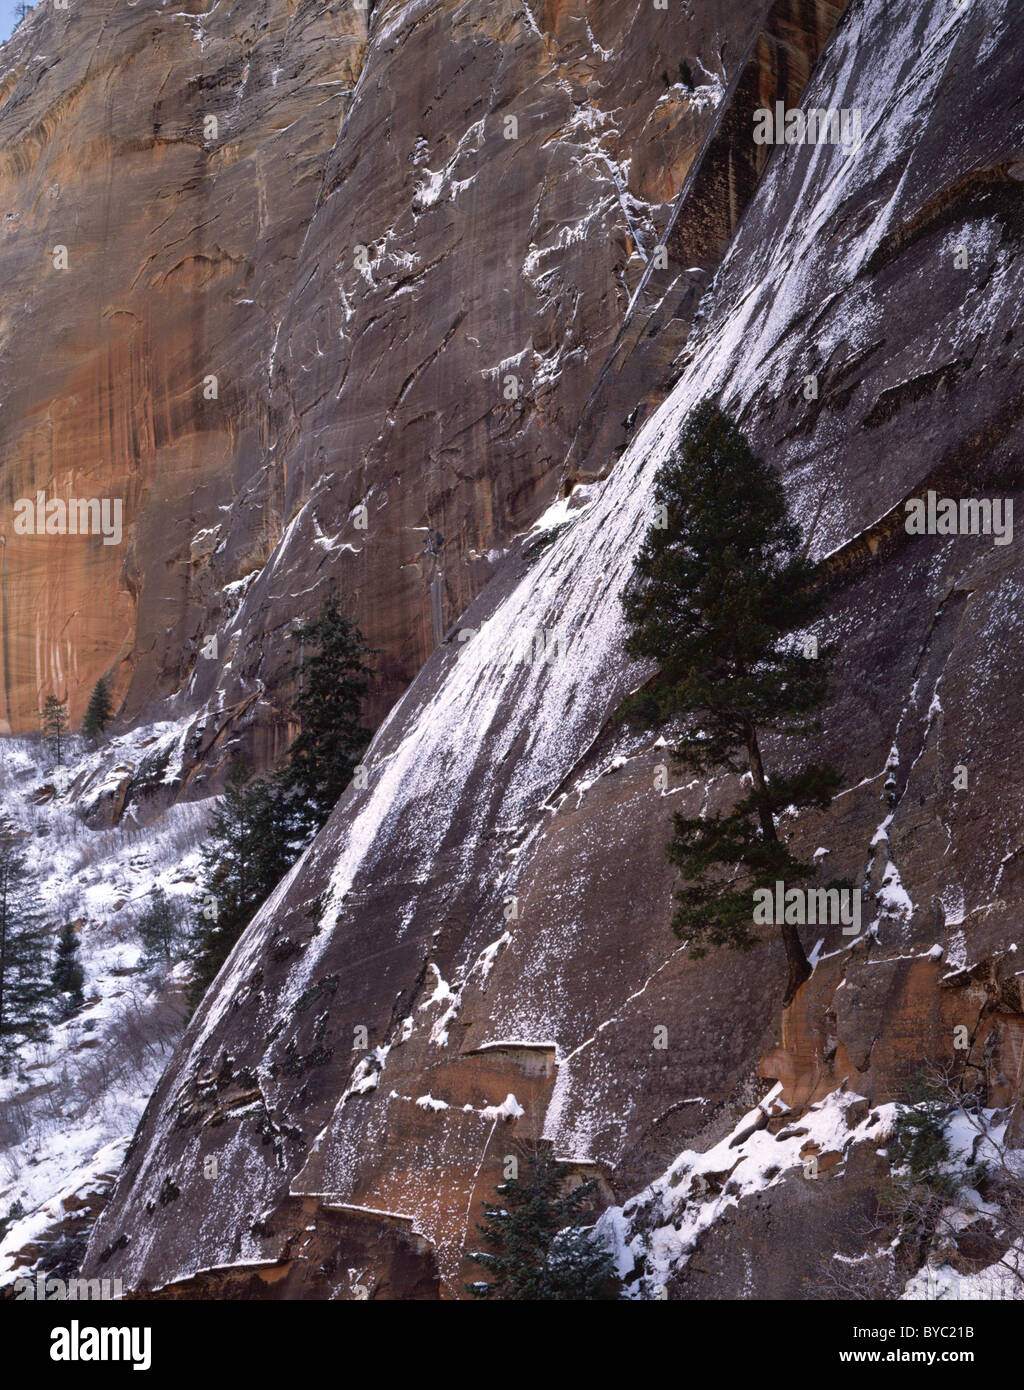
51,922,85,1020
281,593,375,843
468,1147,621,1300
136,886,181,966
41,695,69,767
621,400,841,1005
0,842,49,1068
82,677,114,744
186,762,295,1013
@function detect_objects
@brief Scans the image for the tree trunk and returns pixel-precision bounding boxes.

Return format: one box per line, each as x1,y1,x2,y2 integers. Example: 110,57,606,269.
744,722,812,1006
779,919,812,1006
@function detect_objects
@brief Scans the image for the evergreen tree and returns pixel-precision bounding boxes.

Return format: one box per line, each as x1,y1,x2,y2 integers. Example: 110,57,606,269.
51,922,85,1020
879,1072,976,1258
468,1148,622,1300
620,400,841,1005
0,1199,25,1243
82,677,113,744
281,594,375,842
886,1073,967,1202
0,843,49,1069
186,763,294,1013
41,695,69,766
136,886,182,966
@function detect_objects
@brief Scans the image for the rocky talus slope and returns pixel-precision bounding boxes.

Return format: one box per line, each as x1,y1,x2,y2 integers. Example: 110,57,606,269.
65,0,1024,1299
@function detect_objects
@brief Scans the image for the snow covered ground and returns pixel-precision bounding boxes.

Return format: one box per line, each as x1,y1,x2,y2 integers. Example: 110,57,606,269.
597,1085,1024,1300
0,720,214,1285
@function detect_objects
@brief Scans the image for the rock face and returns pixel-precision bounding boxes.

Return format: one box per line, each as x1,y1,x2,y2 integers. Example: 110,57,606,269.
0,0,364,733
0,0,759,742
78,0,1024,1298
176,0,772,761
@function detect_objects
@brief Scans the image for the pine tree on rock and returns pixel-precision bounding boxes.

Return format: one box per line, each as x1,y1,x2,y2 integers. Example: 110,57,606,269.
468,1148,622,1300
136,886,181,966
620,400,841,1006
0,843,50,1069
282,594,375,843
82,677,113,744
186,762,294,1013
41,695,69,766
51,922,85,1020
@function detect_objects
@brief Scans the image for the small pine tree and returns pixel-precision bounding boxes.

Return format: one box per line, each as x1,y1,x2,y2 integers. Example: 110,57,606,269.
51,922,85,1020
281,594,375,843
82,677,113,744
621,400,841,1005
879,1072,977,1263
886,1074,967,1202
0,843,49,1068
136,887,181,966
41,695,69,766
0,1199,25,1243
186,763,295,1013
468,1148,622,1300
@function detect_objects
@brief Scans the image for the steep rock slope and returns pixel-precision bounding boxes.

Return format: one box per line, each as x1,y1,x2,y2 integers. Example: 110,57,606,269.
0,0,810,1277
84,0,1024,1298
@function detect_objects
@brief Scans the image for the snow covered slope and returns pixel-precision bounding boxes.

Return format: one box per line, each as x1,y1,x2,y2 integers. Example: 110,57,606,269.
0,723,210,1286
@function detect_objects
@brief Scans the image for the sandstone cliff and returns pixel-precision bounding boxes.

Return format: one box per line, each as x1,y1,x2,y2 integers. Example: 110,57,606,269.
0,0,758,749
67,0,1024,1300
